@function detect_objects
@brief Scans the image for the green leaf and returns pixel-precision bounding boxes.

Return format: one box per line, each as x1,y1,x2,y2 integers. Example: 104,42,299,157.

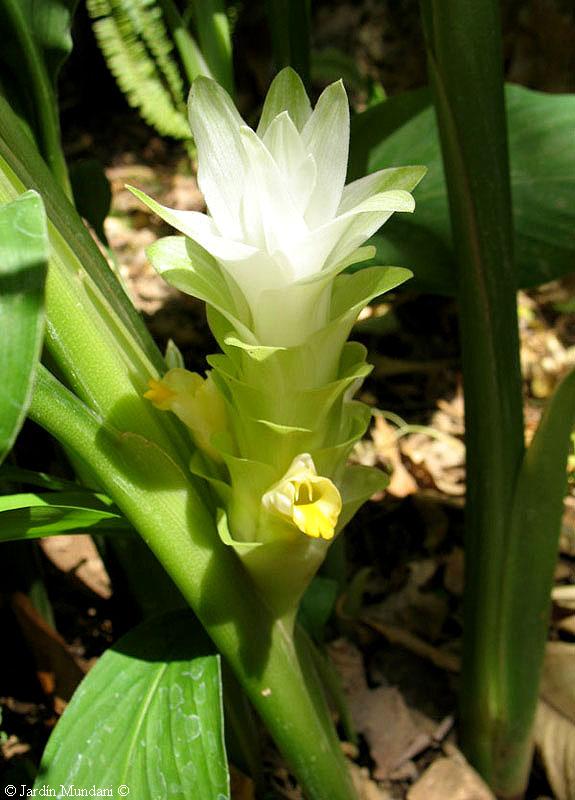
359,85,575,294
18,0,78,85
37,610,230,800
0,491,131,541
298,575,338,642
348,87,431,181
500,367,575,737
69,158,112,243
311,47,372,95
0,0,74,189
0,465,89,492
0,191,47,464
0,94,165,375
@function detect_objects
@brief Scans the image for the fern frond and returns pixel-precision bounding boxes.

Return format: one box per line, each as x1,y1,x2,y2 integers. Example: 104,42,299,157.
87,0,191,141
118,0,186,105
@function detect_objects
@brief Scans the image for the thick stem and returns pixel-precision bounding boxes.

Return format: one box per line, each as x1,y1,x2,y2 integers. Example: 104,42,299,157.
29,367,357,800
419,1,528,795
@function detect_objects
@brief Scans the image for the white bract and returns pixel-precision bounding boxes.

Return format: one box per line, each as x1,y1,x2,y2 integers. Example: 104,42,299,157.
137,69,426,619
131,68,420,346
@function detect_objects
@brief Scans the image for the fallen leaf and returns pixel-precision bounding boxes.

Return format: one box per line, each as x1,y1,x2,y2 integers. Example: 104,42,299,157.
534,641,575,800
1,735,31,760
407,754,495,800
356,686,434,780
560,497,575,557
11,592,88,705
370,559,449,642
372,416,418,497
348,761,394,800
40,534,112,599
552,585,575,636
230,765,255,800
401,432,465,497
328,640,437,780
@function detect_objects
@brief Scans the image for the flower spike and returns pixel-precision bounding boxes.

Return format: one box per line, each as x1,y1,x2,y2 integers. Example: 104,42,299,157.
135,68,425,619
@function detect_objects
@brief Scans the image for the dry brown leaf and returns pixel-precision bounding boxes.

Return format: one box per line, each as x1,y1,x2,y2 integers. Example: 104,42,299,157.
327,638,369,697
355,687,434,780
401,432,465,497
534,641,575,800
230,765,255,800
1,735,31,760
327,640,436,780
361,617,461,674
40,534,112,599
552,585,575,636
372,416,418,497
11,592,88,704
407,755,495,800
348,761,395,800
370,559,449,642
560,497,575,557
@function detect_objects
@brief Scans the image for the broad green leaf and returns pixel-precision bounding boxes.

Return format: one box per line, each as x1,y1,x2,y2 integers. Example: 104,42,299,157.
37,610,230,800
0,191,47,464
348,87,431,181
357,85,575,294
0,491,130,540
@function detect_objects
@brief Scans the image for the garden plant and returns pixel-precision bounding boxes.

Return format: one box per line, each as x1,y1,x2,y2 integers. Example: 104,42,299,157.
0,1,574,799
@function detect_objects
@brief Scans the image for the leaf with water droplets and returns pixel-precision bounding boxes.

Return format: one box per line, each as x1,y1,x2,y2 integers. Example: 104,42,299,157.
36,611,229,799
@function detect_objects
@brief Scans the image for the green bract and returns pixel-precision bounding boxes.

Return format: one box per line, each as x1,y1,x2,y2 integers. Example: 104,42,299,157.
132,68,425,621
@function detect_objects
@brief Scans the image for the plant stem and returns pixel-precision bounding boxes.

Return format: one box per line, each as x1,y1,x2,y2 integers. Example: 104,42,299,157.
30,367,358,800
419,2,528,796
265,0,311,90
157,0,211,86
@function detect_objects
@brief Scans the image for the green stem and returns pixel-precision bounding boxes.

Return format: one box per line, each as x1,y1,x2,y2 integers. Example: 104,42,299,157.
419,2,527,796
157,0,211,86
187,0,234,94
265,0,311,90
29,367,357,800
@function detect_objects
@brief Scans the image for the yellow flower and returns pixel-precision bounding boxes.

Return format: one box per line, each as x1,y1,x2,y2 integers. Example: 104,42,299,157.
262,454,342,540
144,368,226,460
